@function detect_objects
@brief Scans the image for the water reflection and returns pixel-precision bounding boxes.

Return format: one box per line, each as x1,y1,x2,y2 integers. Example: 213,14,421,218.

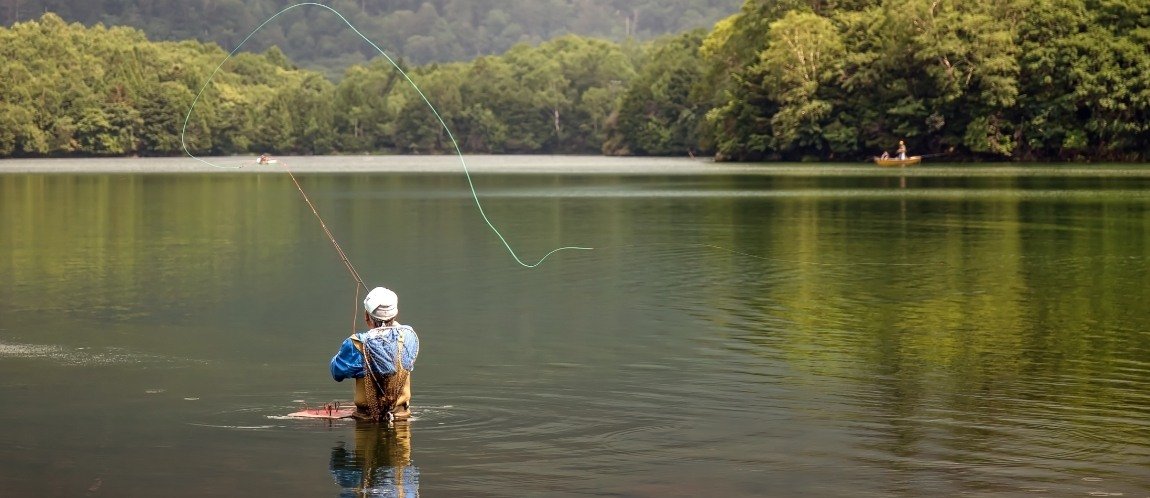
330,422,418,497
2,164,1149,496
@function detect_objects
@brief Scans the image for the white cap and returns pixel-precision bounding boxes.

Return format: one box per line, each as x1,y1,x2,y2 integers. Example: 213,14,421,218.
364,287,398,322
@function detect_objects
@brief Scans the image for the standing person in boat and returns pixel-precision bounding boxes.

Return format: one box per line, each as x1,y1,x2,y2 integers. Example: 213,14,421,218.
330,286,420,422
897,140,907,160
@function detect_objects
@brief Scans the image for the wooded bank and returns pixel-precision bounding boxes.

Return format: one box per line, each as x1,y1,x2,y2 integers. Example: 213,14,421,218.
2,0,1147,162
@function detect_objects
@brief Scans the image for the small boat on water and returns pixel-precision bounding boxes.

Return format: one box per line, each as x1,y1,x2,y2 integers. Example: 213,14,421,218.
874,155,921,167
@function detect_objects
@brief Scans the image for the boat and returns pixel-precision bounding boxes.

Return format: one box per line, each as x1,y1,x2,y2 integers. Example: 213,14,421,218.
874,155,921,167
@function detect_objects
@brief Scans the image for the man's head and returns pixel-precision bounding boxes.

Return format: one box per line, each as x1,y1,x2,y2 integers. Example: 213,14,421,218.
364,286,399,326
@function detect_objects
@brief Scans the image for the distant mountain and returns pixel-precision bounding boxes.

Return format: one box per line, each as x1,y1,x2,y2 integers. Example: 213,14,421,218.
1,0,742,76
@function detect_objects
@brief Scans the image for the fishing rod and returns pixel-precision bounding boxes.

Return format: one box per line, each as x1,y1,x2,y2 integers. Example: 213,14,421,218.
280,163,369,293
181,2,590,269
271,159,372,335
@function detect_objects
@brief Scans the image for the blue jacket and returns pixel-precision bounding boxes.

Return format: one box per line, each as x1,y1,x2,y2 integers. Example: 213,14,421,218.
330,325,420,381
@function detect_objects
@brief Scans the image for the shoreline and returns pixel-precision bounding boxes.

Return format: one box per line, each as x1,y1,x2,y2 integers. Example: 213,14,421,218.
0,155,732,174
1,155,1148,176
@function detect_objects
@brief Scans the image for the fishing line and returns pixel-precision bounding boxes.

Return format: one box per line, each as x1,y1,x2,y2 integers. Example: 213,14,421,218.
693,244,926,266
597,243,931,267
180,2,591,269
179,3,918,276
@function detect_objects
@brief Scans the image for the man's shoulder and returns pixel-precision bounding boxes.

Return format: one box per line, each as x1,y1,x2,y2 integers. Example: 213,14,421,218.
360,325,416,339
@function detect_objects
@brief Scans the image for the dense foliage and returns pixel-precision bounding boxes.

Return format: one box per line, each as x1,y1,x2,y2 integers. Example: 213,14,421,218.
0,0,741,74
696,0,1150,161
2,0,1148,161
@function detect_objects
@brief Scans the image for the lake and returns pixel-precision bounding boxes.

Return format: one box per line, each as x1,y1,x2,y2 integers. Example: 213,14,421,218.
1,156,1148,497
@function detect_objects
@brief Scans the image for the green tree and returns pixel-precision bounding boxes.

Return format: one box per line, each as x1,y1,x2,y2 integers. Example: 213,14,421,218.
333,61,404,151
610,30,706,155
283,73,337,154
138,82,198,155
391,63,466,153
892,0,1023,157
695,1,810,160
757,10,845,156
526,35,637,151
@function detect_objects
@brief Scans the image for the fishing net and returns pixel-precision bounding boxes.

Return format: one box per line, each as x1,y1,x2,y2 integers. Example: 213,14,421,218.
362,330,409,423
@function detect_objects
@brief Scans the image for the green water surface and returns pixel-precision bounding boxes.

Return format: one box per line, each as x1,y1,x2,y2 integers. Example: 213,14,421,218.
1,157,1148,497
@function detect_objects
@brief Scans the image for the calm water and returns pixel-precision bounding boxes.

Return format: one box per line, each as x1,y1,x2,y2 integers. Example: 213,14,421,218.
1,157,1148,497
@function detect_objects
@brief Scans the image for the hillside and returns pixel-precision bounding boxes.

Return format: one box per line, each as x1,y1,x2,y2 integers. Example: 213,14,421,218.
2,0,1147,162
1,0,742,75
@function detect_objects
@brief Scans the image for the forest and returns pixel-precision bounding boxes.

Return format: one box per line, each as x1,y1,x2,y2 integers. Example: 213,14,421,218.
0,0,742,73
1,0,1148,162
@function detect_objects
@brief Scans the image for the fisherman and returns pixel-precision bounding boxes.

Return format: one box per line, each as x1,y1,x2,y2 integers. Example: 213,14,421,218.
897,140,907,160
330,286,420,422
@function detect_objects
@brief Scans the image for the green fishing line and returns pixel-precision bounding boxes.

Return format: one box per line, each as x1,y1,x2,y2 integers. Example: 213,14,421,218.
181,2,591,268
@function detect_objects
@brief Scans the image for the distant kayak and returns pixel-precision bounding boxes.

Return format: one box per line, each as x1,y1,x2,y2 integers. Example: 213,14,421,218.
874,156,921,167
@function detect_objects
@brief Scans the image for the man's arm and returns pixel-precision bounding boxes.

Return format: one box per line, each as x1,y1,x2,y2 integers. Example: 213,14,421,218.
402,327,419,371
330,337,364,381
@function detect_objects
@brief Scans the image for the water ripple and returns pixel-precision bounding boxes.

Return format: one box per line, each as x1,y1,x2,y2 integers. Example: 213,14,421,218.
0,339,205,367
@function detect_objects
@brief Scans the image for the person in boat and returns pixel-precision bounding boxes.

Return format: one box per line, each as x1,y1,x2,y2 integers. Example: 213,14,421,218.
897,141,907,160
258,153,271,164
330,286,420,422
880,151,890,160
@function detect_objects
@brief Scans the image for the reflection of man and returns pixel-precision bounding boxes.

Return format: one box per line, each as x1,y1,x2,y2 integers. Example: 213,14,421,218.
330,286,420,421
330,421,419,497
